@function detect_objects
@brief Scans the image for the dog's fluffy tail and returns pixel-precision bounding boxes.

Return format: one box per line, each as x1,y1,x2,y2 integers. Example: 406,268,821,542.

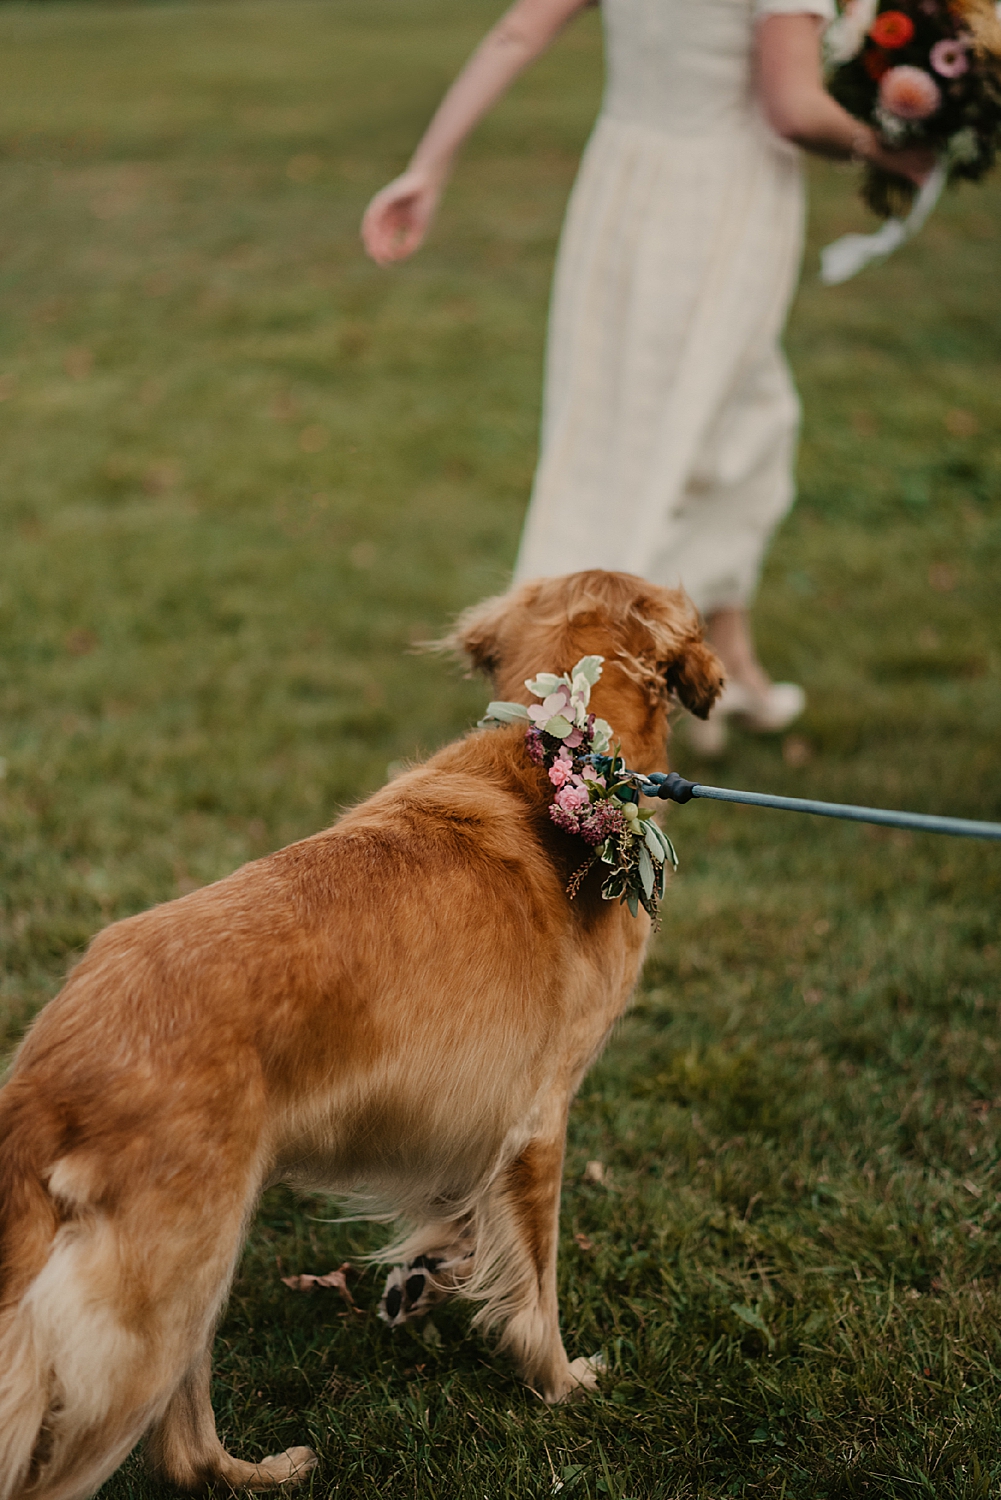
0,1222,164,1500
0,1096,61,1500
0,1096,246,1500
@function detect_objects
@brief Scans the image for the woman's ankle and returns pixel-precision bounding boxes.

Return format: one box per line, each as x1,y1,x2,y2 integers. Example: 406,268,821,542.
704,608,771,699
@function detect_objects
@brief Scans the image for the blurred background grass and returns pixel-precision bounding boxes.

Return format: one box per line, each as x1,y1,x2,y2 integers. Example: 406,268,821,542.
0,1,999,1495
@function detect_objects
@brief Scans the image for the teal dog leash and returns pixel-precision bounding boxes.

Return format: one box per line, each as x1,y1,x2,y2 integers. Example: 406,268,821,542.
635,772,1001,843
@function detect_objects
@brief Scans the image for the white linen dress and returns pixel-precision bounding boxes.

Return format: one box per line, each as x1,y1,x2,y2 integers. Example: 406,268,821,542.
513,0,834,614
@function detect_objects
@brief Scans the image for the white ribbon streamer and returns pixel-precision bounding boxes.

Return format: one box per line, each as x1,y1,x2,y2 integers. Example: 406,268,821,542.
819,159,947,285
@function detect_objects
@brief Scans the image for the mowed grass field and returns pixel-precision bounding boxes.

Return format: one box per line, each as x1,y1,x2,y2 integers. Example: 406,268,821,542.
0,1,1000,1494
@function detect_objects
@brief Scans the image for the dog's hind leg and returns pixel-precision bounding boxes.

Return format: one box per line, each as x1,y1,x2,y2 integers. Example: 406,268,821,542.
146,1347,317,1493
473,1126,600,1405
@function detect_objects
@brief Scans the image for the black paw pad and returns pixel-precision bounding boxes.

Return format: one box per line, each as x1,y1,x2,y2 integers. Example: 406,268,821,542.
378,1242,475,1327
379,1261,438,1326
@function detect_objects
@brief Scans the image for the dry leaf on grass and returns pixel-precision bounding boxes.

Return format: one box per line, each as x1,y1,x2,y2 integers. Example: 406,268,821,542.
281,1261,361,1310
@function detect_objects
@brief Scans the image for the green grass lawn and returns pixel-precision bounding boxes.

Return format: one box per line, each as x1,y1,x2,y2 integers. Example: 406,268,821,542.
1,1,999,1495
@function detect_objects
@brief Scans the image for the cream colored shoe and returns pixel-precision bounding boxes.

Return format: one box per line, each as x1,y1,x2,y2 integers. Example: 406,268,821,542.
685,681,806,758
729,681,806,732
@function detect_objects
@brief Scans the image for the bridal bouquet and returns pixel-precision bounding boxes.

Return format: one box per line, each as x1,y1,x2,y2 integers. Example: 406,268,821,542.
825,0,1001,216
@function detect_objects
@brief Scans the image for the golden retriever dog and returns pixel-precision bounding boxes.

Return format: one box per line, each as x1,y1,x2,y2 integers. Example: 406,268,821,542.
0,569,723,1500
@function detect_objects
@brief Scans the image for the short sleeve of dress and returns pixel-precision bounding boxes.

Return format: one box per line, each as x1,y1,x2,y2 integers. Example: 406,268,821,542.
753,0,836,18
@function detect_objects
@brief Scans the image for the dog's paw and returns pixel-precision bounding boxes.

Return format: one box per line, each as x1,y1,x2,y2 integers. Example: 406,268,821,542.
245,1446,318,1489
379,1241,476,1326
547,1353,605,1403
379,1255,445,1326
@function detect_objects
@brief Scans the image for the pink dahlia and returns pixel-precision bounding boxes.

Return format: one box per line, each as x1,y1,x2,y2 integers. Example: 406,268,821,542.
929,37,969,76
879,64,942,118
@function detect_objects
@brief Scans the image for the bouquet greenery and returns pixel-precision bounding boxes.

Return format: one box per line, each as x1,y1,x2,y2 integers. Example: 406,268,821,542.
825,0,1001,216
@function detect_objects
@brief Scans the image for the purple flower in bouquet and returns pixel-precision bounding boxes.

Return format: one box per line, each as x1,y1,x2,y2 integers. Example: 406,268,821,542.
929,37,970,76
524,729,546,766
879,63,942,118
579,803,628,847
549,804,579,837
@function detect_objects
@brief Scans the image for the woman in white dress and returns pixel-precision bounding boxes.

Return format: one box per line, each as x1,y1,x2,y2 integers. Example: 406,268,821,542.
363,0,930,752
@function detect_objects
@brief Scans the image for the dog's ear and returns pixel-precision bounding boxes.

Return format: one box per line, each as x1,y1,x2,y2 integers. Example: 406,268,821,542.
441,590,515,677
665,639,725,720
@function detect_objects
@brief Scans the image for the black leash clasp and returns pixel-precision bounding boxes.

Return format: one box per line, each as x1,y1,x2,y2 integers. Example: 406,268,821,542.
638,772,697,803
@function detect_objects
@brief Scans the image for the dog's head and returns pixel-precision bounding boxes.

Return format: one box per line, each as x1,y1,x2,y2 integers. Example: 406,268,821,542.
446,570,724,765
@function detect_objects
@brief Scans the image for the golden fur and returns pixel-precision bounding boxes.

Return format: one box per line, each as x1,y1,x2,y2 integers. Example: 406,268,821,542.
0,570,723,1500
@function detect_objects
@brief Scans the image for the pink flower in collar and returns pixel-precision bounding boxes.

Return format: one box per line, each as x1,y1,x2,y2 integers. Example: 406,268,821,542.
555,784,590,816
527,685,571,725
548,753,574,788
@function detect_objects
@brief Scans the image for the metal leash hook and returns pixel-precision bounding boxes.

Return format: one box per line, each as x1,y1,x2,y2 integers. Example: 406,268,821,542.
636,772,1001,843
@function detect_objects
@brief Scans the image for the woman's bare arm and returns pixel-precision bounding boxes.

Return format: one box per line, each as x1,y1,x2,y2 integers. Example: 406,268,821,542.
362,0,590,265
757,13,934,184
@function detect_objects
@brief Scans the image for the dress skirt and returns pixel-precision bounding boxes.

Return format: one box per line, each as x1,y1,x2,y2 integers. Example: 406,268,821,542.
513,107,809,614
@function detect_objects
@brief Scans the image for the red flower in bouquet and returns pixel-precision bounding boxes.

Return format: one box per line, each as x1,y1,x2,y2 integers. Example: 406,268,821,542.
879,63,943,117
869,9,916,47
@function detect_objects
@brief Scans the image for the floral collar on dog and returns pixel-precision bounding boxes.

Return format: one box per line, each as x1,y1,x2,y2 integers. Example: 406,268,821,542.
479,656,677,921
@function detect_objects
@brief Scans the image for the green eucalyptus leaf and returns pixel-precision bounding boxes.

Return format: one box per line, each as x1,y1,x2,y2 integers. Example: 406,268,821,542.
572,655,604,686
545,714,573,738
626,891,639,919
480,701,530,725
525,672,564,698
591,718,613,753
638,844,654,898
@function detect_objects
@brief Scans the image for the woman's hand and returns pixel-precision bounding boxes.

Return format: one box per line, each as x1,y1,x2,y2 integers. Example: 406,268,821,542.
361,169,443,266
864,139,937,187
360,0,588,265
757,12,935,183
